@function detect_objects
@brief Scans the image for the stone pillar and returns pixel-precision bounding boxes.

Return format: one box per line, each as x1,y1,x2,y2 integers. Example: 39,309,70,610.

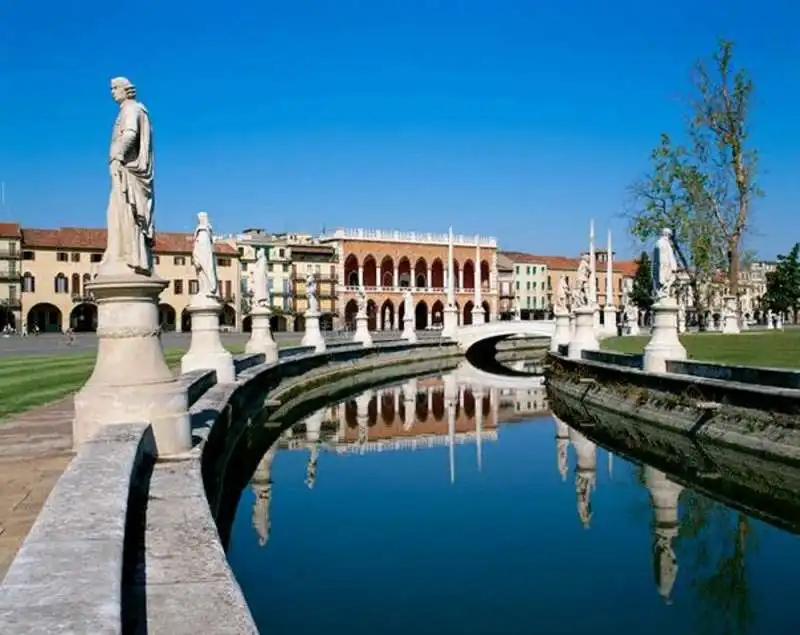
458,269,464,291
353,311,373,346
251,444,277,547
302,310,327,352
568,306,599,360
393,266,399,290
245,306,279,362
181,295,235,383
603,229,617,336
551,306,571,353
471,236,485,325
644,467,683,604
444,372,458,484
358,265,364,288
355,390,372,447
643,297,687,373
402,309,417,343
442,226,459,338
393,386,400,415
474,387,484,472
721,295,740,334
73,273,191,456
427,266,432,290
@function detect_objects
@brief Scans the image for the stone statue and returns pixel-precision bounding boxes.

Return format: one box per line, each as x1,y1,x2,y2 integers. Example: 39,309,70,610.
306,274,318,314
556,275,569,311
192,212,219,299
572,255,591,308
403,288,413,318
104,77,155,275
740,292,752,317
653,529,679,604
251,247,270,309
576,471,595,529
305,446,318,489
357,286,368,316
653,228,678,301
624,301,638,325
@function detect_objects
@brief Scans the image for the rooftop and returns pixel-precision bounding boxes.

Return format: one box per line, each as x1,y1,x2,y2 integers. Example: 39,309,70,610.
320,227,497,248
20,227,238,256
0,222,21,239
500,250,638,276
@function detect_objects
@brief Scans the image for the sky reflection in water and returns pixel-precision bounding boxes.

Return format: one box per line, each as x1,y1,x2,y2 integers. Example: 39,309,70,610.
227,368,799,635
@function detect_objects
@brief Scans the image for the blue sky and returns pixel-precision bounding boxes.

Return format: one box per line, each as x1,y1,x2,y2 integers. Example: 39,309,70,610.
1,0,799,258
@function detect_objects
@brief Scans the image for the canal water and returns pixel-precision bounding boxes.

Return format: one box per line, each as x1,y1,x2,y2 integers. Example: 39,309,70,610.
227,370,799,635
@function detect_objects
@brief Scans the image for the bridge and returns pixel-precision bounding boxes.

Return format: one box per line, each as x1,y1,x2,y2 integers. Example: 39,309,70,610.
452,360,546,390
454,319,555,352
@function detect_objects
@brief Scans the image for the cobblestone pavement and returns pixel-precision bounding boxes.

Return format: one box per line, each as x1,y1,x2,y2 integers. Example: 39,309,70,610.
0,397,74,579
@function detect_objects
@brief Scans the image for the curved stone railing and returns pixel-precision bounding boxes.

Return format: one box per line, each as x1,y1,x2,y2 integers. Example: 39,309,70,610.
0,335,543,633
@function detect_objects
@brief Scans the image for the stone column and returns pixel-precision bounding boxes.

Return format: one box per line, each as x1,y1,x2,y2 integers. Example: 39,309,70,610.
643,297,687,373
73,272,191,456
181,294,235,383
402,379,417,431
553,415,570,482
458,269,464,291
355,390,372,448
550,306,571,353
427,266,433,290
393,386,400,415
444,373,458,484
471,235,485,325
602,229,617,336
402,295,417,343
358,265,364,288
644,467,683,604
393,265,399,290
251,443,277,547
568,306,599,360
353,308,373,346
302,309,327,352
245,306,279,362
442,226,459,338
474,387,484,472
589,219,599,335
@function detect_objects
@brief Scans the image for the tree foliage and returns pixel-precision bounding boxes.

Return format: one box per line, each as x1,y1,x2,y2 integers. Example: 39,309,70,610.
627,39,760,299
763,243,800,315
630,251,654,311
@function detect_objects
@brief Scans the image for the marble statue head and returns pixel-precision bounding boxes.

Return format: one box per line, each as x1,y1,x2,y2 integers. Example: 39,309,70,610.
661,228,673,239
110,76,136,103
197,211,210,228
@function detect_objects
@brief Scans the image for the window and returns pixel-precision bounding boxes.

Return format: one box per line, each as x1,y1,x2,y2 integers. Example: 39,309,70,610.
8,285,17,300
515,281,520,290
283,263,289,273
90,253,102,263
532,266,537,275
526,281,531,290
188,279,199,295
22,273,35,293
174,256,186,266
57,252,68,262
22,250,35,261
153,255,160,265
71,273,81,296
54,274,68,293
526,266,531,275
242,263,248,272
224,280,232,299
71,252,80,262
279,248,285,258
268,263,274,272
515,265,520,274
174,279,184,294
217,257,232,267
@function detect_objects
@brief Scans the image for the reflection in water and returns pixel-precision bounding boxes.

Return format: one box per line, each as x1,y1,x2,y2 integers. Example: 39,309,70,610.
232,367,800,635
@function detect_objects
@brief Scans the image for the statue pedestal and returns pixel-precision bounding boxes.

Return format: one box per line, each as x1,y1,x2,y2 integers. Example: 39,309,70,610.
353,313,373,346
471,306,486,325
721,296,740,334
402,317,417,343
643,298,686,373
181,295,235,384
72,272,191,456
568,307,599,359
602,305,617,337
301,311,326,352
245,306,279,362
550,307,571,353
441,305,458,338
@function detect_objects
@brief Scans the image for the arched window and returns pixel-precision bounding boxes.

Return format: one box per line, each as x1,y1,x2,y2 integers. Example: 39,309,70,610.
22,272,35,293
71,273,81,296
54,273,68,294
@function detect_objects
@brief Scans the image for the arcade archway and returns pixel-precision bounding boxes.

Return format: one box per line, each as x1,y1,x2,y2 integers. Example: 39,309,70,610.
344,299,358,329
158,303,177,331
415,300,428,330
69,303,97,332
27,303,62,333
380,299,394,330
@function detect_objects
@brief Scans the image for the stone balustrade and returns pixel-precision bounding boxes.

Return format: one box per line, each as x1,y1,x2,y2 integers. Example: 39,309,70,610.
321,227,497,248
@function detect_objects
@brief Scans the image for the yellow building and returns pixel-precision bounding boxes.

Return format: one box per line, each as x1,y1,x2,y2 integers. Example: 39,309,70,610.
0,222,22,331
20,227,242,333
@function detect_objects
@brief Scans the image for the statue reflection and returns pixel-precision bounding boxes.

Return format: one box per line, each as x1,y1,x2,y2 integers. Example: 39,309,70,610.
644,466,683,604
304,410,325,489
568,427,597,529
251,444,277,547
552,415,570,482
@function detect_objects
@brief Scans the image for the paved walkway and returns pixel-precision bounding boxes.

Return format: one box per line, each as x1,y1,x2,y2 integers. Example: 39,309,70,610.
0,397,74,579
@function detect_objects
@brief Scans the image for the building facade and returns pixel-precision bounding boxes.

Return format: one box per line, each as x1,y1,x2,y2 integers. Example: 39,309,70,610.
0,223,22,331
320,227,499,331
495,252,515,318
499,251,550,318
18,227,241,333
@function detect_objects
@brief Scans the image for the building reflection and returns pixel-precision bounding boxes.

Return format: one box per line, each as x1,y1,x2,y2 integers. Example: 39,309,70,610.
644,466,683,604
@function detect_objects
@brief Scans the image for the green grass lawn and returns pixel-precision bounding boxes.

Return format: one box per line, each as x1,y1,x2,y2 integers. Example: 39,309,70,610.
601,329,800,369
0,345,245,421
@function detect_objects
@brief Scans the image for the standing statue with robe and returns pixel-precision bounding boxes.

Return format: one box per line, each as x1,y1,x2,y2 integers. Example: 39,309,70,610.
104,77,155,275
192,212,219,299
403,288,413,320
572,255,591,308
252,247,270,309
556,275,570,311
653,228,678,301
357,285,368,316
306,274,319,313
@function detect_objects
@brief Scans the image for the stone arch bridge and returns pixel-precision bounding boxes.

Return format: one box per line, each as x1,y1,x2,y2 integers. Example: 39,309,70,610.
454,320,555,353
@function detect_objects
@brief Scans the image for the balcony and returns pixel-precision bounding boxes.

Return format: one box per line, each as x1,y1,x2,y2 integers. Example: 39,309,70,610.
0,268,21,281
72,294,95,304
1,298,21,309
0,249,20,260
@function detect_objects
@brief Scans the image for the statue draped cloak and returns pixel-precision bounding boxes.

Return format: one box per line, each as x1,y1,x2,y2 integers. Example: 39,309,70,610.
193,225,219,297
106,100,155,274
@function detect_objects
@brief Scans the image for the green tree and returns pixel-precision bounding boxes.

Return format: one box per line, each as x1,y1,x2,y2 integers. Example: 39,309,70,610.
688,40,761,294
630,251,654,311
763,243,800,317
627,133,724,321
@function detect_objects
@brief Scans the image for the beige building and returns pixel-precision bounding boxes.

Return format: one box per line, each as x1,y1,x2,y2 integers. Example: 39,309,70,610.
19,226,241,333
499,251,550,317
0,222,22,331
